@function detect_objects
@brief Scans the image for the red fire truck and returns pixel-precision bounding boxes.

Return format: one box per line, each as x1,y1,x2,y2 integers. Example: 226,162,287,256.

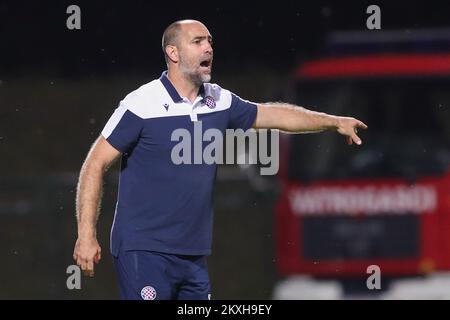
274,29,450,298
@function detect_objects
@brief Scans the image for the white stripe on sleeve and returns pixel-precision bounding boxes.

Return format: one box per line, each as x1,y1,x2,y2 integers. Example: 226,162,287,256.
101,103,128,139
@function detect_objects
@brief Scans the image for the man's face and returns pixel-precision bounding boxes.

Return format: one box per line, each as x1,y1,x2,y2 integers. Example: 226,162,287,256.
176,22,213,85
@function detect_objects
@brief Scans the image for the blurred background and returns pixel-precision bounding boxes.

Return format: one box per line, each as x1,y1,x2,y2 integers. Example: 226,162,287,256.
1,0,450,299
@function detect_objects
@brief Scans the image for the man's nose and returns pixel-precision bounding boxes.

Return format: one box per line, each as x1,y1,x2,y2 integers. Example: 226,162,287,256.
204,43,213,54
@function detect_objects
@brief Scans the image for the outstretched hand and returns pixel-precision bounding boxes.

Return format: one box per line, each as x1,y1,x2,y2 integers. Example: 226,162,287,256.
336,117,368,145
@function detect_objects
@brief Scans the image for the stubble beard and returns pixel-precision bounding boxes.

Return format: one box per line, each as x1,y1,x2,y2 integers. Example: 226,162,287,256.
179,56,212,86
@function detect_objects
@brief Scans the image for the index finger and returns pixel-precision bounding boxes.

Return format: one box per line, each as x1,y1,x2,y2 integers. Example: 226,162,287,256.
356,121,368,129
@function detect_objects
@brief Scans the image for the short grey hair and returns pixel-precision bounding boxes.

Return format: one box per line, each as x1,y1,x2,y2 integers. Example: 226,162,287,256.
161,21,184,64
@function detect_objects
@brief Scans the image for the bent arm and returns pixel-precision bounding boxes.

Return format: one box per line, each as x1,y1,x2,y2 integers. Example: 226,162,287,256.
253,102,368,145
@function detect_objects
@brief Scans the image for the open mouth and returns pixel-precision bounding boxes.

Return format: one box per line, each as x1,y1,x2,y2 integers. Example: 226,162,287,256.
200,59,211,68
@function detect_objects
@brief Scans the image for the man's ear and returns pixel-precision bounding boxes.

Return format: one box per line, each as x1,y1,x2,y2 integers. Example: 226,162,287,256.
165,45,179,63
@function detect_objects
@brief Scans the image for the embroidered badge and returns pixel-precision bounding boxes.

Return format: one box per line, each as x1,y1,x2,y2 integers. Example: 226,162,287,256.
203,96,216,109
141,286,157,300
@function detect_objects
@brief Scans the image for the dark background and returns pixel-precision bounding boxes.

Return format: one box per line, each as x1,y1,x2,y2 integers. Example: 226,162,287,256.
3,1,449,77
1,0,449,299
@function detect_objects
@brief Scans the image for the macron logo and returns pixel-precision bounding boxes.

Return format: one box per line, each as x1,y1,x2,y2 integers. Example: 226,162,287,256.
163,103,169,111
